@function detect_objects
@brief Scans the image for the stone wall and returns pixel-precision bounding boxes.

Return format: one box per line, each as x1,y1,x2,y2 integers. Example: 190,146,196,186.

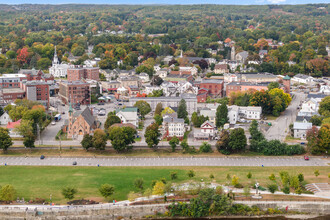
0,201,329,220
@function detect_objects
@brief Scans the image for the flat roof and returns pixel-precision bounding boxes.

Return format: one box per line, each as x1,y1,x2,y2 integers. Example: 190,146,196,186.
2,88,25,94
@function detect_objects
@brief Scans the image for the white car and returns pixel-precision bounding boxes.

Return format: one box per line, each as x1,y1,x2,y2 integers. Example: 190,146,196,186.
51,121,56,125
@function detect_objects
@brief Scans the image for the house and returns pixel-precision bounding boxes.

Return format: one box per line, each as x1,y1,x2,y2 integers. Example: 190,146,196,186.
66,106,99,139
156,69,169,79
0,112,11,125
161,81,198,97
116,107,139,127
179,66,198,76
258,50,268,59
214,64,229,74
295,116,312,123
292,74,314,85
6,119,22,137
200,108,216,125
200,120,216,136
235,51,249,64
139,72,150,82
228,105,262,124
298,99,319,117
162,115,185,139
293,122,312,139
144,85,162,95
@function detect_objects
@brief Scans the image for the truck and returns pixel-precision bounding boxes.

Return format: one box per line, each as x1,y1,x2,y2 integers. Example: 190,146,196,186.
54,114,61,122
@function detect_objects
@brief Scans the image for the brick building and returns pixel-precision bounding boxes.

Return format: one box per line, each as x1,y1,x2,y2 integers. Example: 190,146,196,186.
198,79,224,97
0,74,27,88
226,82,269,96
67,67,99,81
20,81,50,108
59,81,91,105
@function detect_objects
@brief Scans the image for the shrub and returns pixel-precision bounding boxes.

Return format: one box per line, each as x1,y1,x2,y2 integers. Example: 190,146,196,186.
0,184,16,202
215,186,223,195
160,178,167,184
99,184,115,200
314,170,320,177
151,180,157,188
127,191,141,201
269,173,276,181
282,186,290,194
187,170,195,178
295,187,302,195
247,172,252,179
134,178,144,192
231,175,239,186
298,173,304,182
209,174,214,180
152,181,165,195
199,142,213,153
234,183,244,188
226,174,231,181
62,187,77,200
170,172,178,180
267,184,277,194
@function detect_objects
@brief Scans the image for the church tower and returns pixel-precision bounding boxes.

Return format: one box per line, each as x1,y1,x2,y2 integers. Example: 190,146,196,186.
52,46,59,65
231,46,236,61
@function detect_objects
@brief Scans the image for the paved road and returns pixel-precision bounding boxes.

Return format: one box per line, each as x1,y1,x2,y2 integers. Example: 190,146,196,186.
265,92,306,141
0,156,328,167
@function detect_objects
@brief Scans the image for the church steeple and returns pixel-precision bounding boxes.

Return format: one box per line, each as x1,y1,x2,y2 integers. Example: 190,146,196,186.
53,46,59,65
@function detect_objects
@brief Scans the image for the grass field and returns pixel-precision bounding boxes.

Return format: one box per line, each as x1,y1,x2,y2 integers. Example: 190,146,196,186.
0,166,329,204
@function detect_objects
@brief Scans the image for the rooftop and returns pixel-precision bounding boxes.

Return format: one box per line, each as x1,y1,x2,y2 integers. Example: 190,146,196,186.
293,122,313,130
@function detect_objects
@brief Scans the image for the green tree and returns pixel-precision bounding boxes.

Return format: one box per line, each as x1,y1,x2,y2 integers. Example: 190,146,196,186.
216,130,230,154
99,184,115,200
154,114,163,126
0,184,16,202
177,99,188,119
298,173,304,182
155,103,163,116
134,100,151,119
104,115,121,130
0,106,4,117
267,82,280,90
92,129,107,150
247,172,252,179
14,120,35,149
0,128,12,152
134,178,144,192
169,136,179,152
81,134,93,151
216,103,228,128
62,187,77,200
145,123,161,149
282,186,290,194
228,128,247,153
319,96,330,117
108,126,136,152
152,181,165,195
269,174,276,181
310,115,323,126
231,175,239,186
37,58,52,69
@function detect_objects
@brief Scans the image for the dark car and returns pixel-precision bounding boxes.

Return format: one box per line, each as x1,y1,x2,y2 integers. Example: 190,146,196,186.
300,142,305,145
72,161,77,165
61,103,65,106
62,112,65,114
40,155,45,160
304,156,309,161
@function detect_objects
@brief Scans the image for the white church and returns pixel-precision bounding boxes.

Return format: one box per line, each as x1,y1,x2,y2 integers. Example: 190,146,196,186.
49,46,72,78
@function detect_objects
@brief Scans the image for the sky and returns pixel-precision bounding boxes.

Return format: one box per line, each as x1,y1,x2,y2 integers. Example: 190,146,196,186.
0,0,329,5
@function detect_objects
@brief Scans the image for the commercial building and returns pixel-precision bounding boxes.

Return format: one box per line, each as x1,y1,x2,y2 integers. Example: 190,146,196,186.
197,79,224,97
20,81,50,108
67,67,99,81
58,81,91,105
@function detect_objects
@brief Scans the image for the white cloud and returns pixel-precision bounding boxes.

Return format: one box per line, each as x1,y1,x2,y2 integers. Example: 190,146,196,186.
267,0,286,3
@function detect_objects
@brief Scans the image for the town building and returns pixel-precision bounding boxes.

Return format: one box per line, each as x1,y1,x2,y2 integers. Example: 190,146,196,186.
298,98,319,117
291,74,314,85
228,105,262,124
293,122,313,139
197,79,224,97
0,112,11,125
66,106,99,139
129,94,197,115
165,73,193,82
116,107,139,127
20,81,50,108
67,67,100,81
101,81,120,93
118,76,142,88
214,64,229,74
58,81,91,105
162,115,185,139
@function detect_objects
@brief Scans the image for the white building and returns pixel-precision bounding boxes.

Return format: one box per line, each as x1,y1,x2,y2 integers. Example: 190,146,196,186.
298,99,319,117
179,66,198,76
292,74,314,85
139,72,150,83
200,120,216,136
293,122,312,139
144,85,162,95
161,81,198,97
163,115,185,138
116,107,139,127
49,47,71,78
0,112,11,125
228,105,262,124
156,69,169,79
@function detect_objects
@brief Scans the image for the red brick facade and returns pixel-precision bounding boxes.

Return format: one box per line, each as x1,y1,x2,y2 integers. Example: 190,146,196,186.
67,68,99,81
59,81,91,105
199,79,224,97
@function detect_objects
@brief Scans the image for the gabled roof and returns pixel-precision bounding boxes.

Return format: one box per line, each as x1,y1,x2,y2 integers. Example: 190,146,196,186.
293,122,312,130
201,120,216,128
7,119,21,129
73,107,96,127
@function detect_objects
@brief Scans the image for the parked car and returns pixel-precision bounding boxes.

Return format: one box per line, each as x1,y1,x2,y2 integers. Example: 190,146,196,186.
304,156,309,161
72,161,77,165
51,121,56,125
40,155,45,160
62,112,65,114
300,142,306,145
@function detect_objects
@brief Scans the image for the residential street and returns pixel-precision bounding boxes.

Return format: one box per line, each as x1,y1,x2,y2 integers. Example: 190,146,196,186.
265,92,306,141
0,156,328,167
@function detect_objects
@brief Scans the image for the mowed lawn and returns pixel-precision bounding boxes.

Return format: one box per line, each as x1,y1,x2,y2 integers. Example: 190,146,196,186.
0,166,329,204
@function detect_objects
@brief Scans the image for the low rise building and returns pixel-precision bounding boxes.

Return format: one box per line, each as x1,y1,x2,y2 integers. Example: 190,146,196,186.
214,64,229,74
163,115,185,139
20,81,50,109
67,67,100,81
116,107,139,127
0,112,11,125
293,122,312,139
292,74,314,85
198,79,224,97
